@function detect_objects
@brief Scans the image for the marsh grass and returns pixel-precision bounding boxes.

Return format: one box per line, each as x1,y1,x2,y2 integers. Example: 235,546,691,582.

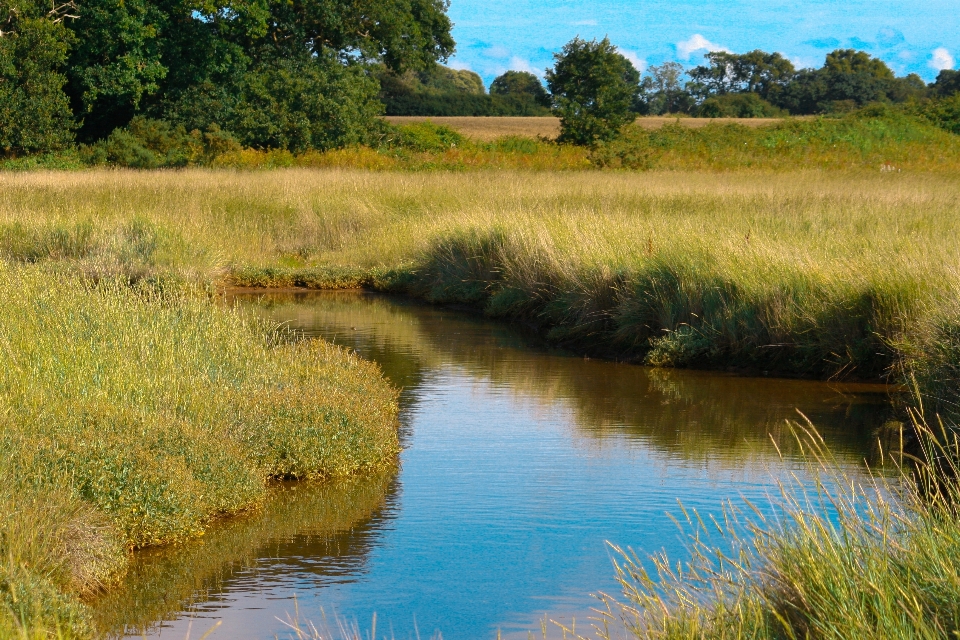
2,169,959,396
0,266,399,637
599,415,960,640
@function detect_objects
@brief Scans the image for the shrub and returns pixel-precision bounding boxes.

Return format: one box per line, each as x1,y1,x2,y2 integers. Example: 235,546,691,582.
695,93,786,118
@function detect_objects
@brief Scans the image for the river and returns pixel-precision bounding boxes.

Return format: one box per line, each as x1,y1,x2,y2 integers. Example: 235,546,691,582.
92,290,892,640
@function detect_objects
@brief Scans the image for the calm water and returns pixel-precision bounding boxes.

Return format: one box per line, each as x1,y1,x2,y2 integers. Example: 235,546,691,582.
94,291,892,640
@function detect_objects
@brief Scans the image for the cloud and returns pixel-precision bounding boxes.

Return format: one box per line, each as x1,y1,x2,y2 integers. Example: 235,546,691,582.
570,19,597,26
448,60,474,72
618,49,646,73
676,34,730,60
484,45,511,59
803,37,840,49
508,56,539,75
876,28,905,49
930,47,955,71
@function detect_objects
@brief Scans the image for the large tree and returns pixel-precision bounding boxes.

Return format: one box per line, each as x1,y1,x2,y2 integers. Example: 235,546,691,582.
59,0,455,143
0,0,76,154
546,37,640,145
687,50,795,102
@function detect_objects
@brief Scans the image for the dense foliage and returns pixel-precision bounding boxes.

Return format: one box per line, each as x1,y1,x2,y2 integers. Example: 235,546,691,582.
0,0,454,155
639,47,937,118
546,37,641,145
378,64,550,116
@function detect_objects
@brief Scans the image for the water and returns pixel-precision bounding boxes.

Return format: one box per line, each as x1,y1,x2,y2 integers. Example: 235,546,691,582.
93,291,892,640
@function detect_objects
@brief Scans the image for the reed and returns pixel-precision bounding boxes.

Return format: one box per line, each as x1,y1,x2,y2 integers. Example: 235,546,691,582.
602,415,960,640
0,266,399,636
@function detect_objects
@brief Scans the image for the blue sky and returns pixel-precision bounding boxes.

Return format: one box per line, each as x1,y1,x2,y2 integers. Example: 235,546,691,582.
444,0,958,87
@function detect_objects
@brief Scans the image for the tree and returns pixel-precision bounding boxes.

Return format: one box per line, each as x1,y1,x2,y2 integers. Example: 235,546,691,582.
490,70,549,107
60,0,456,142
0,1,76,154
932,69,960,97
546,37,640,145
637,62,693,115
819,49,895,108
687,50,795,102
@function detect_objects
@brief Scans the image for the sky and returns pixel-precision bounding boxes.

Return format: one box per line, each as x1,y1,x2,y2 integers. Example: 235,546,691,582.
444,0,959,87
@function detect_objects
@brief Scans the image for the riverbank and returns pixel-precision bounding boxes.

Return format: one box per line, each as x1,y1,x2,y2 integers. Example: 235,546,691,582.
0,266,399,637
3,169,957,400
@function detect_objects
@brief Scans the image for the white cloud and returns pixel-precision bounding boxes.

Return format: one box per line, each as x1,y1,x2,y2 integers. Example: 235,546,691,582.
618,49,647,73
930,47,955,71
448,60,474,72
508,56,538,75
570,19,598,26
484,45,511,59
676,34,731,60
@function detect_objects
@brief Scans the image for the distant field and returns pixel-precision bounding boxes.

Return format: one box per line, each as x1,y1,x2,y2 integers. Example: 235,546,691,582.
383,115,795,141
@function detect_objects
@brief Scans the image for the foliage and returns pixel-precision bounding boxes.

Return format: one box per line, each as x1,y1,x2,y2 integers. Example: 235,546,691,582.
384,121,465,152
7,0,455,145
0,4,75,155
918,92,960,135
636,62,694,115
0,265,399,636
694,92,785,118
933,69,960,97
226,54,383,152
546,37,641,145
490,70,550,107
378,64,550,116
687,50,795,102
80,117,239,168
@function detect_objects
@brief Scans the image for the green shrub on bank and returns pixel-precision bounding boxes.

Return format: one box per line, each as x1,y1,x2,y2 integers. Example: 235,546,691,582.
0,265,399,636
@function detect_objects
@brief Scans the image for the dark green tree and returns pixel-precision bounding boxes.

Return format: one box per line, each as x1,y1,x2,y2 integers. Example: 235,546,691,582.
227,53,382,152
546,37,640,145
0,1,76,154
637,61,693,114
818,49,895,108
490,70,549,106
687,50,795,102
932,69,960,97
61,0,455,143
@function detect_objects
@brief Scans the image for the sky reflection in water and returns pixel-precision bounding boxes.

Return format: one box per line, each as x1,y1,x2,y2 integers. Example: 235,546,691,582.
96,291,892,640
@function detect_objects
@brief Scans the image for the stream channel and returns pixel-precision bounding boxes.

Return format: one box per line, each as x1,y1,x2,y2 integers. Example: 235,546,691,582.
93,290,893,640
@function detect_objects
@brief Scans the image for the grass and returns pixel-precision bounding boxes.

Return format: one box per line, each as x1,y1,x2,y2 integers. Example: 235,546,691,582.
596,416,960,640
382,115,801,142
210,112,960,172
0,266,399,637
5,110,957,173
2,168,958,392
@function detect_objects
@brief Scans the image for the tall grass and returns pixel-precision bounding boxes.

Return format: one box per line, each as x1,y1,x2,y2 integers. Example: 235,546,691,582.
1,168,955,394
0,266,399,637
601,416,960,640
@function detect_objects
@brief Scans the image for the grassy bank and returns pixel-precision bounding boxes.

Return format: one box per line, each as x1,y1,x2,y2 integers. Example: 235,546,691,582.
2,168,959,395
0,266,399,637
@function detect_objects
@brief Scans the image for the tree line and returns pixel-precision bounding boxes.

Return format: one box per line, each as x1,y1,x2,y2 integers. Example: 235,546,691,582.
0,0,453,157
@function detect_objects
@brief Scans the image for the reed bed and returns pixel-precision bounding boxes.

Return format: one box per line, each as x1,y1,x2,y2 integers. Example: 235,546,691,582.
0,266,399,637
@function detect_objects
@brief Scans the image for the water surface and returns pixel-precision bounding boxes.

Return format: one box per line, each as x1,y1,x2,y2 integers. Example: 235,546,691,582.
95,291,891,639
